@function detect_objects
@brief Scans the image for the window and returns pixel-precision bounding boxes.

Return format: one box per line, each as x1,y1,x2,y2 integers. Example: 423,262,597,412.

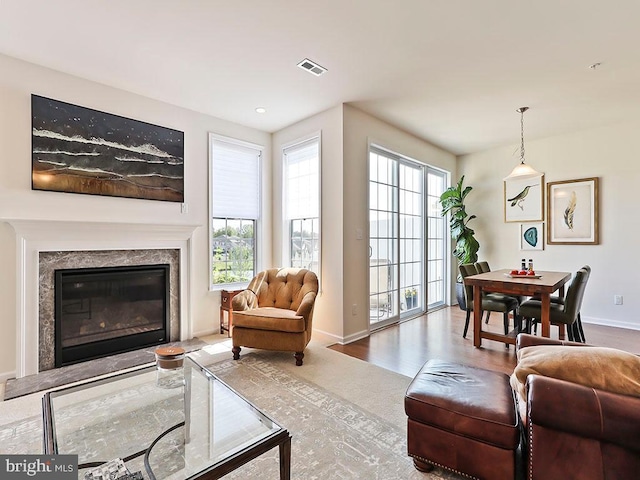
283,135,321,277
210,134,262,288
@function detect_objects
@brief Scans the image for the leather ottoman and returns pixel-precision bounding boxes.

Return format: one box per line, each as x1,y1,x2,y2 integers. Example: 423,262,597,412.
405,359,520,480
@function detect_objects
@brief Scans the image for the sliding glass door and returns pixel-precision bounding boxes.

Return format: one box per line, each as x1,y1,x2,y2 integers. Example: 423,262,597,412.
370,147,429,329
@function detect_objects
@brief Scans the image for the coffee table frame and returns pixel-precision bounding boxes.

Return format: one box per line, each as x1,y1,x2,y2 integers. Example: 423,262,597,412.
42,356,291,479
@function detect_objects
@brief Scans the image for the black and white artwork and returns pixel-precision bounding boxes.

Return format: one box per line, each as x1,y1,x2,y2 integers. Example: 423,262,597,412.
32,95,184,202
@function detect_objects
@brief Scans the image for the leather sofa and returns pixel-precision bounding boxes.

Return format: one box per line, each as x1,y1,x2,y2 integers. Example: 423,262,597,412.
231,267,318,365
515,334,640,480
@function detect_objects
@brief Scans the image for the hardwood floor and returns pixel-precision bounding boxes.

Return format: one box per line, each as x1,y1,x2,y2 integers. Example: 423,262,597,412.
329,307,640,377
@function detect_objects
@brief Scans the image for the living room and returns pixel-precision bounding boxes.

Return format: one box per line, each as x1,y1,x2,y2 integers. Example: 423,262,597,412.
1,1,640,478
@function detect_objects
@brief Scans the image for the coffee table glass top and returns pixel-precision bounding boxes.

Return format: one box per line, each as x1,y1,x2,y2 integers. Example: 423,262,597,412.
43,354,286,479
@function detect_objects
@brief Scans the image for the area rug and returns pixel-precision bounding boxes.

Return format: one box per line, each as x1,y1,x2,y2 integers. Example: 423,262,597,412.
0,345,463,479
200,352,460,480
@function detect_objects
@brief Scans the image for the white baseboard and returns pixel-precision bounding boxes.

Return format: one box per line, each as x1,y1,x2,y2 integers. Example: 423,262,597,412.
0,370,16,384
193,327,217,338
312,327,370,345
582,316,640,331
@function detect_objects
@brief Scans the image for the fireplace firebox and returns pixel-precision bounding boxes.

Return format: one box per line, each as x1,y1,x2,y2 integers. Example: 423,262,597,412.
54,264,170,367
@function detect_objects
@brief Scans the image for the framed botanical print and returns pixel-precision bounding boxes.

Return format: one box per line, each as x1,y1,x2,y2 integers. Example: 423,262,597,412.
504,174,544,222
520,222,544,250
547,177,599,245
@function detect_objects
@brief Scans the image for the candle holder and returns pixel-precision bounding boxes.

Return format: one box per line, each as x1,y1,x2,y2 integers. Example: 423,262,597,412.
155,346,185,389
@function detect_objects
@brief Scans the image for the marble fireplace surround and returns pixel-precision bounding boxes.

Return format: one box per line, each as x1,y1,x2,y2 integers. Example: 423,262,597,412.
5,219,199,378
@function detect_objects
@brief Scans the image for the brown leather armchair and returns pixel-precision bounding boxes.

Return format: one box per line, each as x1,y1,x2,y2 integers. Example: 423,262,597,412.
515,334,640,480
231,267,318,366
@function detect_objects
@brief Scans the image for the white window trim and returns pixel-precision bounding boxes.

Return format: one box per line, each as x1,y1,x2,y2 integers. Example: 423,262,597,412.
208,132,264,291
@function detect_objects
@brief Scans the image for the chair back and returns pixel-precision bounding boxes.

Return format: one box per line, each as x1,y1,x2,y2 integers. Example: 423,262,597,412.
475,261,491,273
248,268,319,311
563,268,590,322
459,263,479,308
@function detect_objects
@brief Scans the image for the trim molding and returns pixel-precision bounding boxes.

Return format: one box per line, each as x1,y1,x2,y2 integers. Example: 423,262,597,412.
2,219,200,378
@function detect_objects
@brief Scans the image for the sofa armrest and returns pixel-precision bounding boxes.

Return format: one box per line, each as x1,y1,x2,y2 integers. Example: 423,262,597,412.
527,374,640,453
516,333,585,351
231,289,258,311
296,291,317,321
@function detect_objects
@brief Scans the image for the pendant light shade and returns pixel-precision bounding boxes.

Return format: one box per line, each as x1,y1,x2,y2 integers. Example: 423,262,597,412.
504,107,541,180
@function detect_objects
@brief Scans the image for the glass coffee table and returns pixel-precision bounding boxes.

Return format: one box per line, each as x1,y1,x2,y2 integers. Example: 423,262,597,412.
42,354,291,479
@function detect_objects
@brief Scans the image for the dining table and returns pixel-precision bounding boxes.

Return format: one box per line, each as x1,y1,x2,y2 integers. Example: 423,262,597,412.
463,268,572,347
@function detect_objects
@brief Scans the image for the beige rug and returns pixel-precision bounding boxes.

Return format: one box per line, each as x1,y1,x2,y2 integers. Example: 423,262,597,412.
0,340,463,479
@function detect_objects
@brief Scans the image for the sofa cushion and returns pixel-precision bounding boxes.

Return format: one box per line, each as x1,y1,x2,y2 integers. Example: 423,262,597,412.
233,307,305,333
510,345,640,403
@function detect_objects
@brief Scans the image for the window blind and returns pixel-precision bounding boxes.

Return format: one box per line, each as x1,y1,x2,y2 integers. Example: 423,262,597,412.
212,139,261,219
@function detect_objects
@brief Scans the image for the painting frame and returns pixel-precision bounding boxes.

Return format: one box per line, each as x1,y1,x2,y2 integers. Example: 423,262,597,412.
519,222,544,250
504,174,544,222
31,95,184,202
547,177,599,245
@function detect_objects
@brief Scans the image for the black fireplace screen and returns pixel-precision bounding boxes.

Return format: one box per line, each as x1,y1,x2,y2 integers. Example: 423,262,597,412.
55,264,170,367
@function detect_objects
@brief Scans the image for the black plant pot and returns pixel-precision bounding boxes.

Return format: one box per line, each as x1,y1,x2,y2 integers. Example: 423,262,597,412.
456,281,466,311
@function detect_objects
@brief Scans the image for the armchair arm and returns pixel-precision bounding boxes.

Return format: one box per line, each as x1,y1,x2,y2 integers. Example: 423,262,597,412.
295,291,317,321
527,374,640,453
231,289,258,311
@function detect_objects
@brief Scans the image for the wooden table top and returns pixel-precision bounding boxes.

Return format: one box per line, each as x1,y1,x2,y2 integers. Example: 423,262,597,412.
464,269,571,295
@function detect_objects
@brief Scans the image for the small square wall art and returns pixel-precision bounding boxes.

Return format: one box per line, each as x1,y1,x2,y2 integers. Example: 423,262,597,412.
519,222,544,250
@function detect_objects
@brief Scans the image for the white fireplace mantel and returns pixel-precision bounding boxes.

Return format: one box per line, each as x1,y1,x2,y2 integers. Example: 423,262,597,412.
3,219,201,378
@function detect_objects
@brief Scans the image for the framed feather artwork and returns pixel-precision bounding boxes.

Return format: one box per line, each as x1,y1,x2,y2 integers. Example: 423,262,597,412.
520,222,544,250
504,174,544,222
547,177,599,245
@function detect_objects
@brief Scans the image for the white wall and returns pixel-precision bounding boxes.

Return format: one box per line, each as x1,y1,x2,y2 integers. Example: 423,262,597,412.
271,105,345,340
0,54,272,379
459,120,640,330
342,105,457,341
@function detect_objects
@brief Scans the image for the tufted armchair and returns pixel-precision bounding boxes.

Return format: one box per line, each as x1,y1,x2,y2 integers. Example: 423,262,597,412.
231,268,319,365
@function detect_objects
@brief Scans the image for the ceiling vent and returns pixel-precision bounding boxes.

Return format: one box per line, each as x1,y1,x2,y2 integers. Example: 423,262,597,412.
297,58,327,76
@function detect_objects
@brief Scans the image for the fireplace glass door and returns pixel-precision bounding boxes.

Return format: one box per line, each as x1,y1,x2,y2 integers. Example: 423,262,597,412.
55,264,170,366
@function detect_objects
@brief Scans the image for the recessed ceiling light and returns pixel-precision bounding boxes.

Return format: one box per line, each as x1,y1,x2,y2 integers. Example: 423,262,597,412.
297,58,327,76
255,107,266,114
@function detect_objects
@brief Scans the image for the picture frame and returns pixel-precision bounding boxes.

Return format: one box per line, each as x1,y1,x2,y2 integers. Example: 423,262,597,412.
32,95,184,202
547,177,599,245
504,174,544,222
519,222,544,250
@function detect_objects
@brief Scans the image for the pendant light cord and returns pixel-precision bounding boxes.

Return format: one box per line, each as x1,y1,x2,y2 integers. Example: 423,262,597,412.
520,108,526,163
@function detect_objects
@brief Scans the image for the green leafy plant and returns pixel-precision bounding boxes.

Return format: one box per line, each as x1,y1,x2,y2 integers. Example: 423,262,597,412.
439,175,480,277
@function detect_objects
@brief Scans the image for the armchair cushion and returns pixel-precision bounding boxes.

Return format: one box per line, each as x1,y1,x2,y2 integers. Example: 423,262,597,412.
233,307,305,333
510,345,640,403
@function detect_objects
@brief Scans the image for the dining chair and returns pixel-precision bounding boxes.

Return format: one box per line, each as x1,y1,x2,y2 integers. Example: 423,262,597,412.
474,261,525,325
528,265,591,342
474,261,492,323
518,267,590,342
459,263,520,342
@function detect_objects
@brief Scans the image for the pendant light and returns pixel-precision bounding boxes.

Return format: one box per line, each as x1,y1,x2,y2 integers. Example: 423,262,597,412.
504,107,541,180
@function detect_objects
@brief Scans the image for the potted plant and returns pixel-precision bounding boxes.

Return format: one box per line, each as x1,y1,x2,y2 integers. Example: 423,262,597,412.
404,288,417,309
439,175,480,310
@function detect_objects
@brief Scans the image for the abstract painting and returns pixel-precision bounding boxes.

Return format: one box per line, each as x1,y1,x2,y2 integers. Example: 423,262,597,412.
547,177,599,244
32,95,184,202
519,222,544,250
504,174,544,222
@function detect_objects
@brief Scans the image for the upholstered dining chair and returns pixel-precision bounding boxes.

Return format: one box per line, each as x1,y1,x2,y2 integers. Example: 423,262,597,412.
518,267,590,342
231,267,318,365
527,265,591,342
459,263,520,341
